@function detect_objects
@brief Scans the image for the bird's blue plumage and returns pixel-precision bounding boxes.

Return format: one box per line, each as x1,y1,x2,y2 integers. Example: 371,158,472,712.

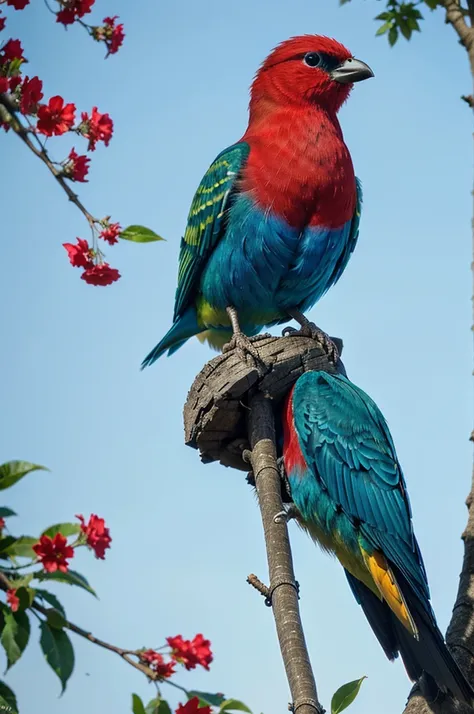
141,141,362,368
282,370,473,703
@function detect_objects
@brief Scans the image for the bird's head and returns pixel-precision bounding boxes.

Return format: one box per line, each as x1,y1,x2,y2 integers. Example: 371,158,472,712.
251,35,373,115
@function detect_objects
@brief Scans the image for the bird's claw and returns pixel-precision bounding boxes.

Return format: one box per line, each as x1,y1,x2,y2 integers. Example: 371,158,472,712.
282,323,339,364
222,333,270,373
273,505,299,524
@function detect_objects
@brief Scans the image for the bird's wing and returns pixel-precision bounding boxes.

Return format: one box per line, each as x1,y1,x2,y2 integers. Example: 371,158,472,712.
292,370,430,605
173,142,250,320
330,176,362,285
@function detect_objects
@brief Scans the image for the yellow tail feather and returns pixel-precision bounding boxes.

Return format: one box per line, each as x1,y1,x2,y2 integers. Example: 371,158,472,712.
363,549,418,638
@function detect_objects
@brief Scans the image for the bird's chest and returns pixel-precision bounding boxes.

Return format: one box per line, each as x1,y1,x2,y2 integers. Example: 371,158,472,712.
242,116,356,229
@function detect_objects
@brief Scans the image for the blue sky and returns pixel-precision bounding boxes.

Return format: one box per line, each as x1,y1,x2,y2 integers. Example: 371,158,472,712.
1,1,473,713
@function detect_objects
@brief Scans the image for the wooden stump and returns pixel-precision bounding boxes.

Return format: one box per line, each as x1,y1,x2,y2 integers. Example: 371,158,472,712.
183,334,344,471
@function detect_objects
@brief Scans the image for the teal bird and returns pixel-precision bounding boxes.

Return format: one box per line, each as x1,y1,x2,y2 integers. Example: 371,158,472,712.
280,370,473,704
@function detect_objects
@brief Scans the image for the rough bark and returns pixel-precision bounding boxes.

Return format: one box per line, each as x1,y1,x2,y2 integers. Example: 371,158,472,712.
247,392,321,714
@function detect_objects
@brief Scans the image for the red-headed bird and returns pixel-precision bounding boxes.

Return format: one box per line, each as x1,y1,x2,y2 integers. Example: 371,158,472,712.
142,36,373,367
281,370,473,704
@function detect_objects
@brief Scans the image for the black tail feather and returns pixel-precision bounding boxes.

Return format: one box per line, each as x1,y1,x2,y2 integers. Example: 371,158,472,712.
344,569,474,706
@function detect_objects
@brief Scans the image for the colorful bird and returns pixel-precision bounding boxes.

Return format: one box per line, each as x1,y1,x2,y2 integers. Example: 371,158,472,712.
142,36,373,368
280,370,473,704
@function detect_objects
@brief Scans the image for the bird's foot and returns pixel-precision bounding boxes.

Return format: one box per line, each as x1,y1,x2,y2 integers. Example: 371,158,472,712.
282,323,339,364
273,505,299,524
222,332,270,372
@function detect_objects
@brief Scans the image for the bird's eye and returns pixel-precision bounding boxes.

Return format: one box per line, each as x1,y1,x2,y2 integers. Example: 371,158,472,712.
303,52,322,68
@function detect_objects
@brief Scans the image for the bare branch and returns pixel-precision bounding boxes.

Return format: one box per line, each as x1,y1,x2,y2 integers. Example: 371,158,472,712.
441,0,474,50
247,391,322,714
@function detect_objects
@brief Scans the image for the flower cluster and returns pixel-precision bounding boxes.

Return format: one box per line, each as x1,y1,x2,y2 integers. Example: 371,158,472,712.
76,513,112,559
91,15,125,57
0,3,124,285
139,634,213,683
63,231,121,286
167,634,213,670
28,514,111,575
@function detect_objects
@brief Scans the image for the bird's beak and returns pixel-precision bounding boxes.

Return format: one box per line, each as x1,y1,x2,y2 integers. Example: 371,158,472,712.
330,58,374,84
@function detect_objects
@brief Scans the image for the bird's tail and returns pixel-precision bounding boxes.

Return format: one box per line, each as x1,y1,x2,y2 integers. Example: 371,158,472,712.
345,569,474,705
141,308,202,369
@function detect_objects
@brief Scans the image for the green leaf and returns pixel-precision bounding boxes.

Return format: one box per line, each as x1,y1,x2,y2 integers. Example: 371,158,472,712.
41,523,81,539
424,0,439,8
388,26,399,45
220,699,252,713
15,586,35,611
0,681,18,713
35,589,66,616
376,21,392,36
40,621,74,693
4,536,37,559
0,609,30,669
36,569,97,597
407,16,421,30
0,537,18,556
0,509,16,519
339,0,352,4
146,699,172,714
398,19,412,40
375,11,392,20
120,225,165,243
188,692,227,707
0,461,48,491
132,694,147,714
46,608,67,630
331,677,366,714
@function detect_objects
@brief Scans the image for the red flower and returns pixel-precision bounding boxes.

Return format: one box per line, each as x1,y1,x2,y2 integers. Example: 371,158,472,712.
140,650,176,679
6,0,30,8
0,77,8,93
81,263,120,286
6,589,19,612
176,698,212,714
64,148,90,182
63,237,93,268
76,514,112,559
99,222,121,245
56,0,94,25
80,106,113,151
19,75,43,115
33,533,74,573
37,95,75,136
0,38,24,63
103,16,125,56
0,518,5,531
167,634,213,671
0,14,6,32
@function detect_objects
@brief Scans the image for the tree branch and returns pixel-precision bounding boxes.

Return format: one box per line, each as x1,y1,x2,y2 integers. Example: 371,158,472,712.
441,0,474,52
401,475,474,714
0,93,99,232
0,570,163,684
246,392,322,714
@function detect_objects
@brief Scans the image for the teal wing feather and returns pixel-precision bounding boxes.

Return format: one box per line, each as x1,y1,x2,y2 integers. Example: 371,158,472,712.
173,142,250,320
292,370,430,605
331,176,362,285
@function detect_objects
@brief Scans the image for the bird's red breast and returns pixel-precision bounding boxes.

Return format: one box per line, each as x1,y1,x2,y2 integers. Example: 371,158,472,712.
282,387,307,474
240,106,356,230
